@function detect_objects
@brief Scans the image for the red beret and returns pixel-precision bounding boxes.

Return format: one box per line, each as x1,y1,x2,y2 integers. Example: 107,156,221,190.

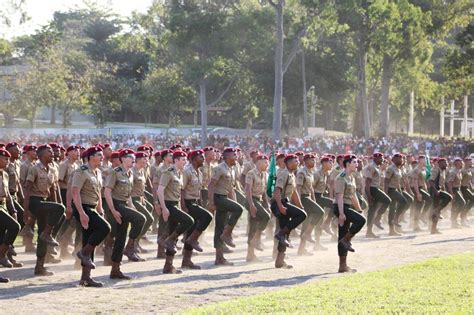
23,145,37,153
160,149,173,158
304,153,315,160
119,149,135,158
392,153,403,158
37,144,52,152
137,145,148,151
184,147,192,153
189,150,204,160
6,142,19,150
111,151,120,159
66,145,80,153
324,154,336,160
0,149,11,158
135,152,149,159
59,146,66,152
0,143,5,149
344,154,357,161
154,150,162,158
295,151,304,157
464,157,472,161
223,147,236,154
169,144,182,151
85,146,103,157
432,157,439,163
373,152,383,158
276,153,286,160
336,154,345,161
103,143,111,149
256,154,269,161
173,150,187,158
48,143,60,149
284,154,297,163
417,155,425,160
145,144,154,152
321,156,332,163
438,158,447,163
454,157,463,162
203,146,214,152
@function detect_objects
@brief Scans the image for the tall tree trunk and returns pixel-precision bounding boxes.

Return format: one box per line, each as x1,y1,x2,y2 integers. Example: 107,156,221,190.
272,0,284,142
199,80,208,148
380,54,392,137
301,50,308,137
355,42,371,137
50,105,56,125
62,108,68,128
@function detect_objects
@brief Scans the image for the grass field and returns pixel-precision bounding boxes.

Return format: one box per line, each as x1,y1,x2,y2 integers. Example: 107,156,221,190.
184,252,474,314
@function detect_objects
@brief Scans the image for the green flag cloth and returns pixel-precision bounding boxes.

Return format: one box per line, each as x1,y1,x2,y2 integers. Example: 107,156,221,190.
425,152,431,180
266,150,276,198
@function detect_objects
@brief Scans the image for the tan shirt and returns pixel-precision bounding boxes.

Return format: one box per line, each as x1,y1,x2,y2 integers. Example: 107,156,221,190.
245,168,267,198
6,159,21,194
0,170,10,201
211,162,235,196
71,164,102,206
182,164,202,200
329,166,343,181
152,164,167,188
275,168,296,200
313,168,328,194
353,170,364,193
131,166,147,198
385,164,402,189
105,166,133,201
20,159,35,186
429,167,446,190
202,161,217,189
334,171,356,205
296,167,314,195
447,168,462,188
58,159,80,190
409,166,426,188
242,161,256,177
461,167,472,187
364,162,382,188
159,165,182,202
150,162,161,184
26,162,57,198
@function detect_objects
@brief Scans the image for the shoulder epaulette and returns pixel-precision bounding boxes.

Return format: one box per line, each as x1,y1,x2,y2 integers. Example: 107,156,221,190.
80,165,88,171
114,166,122,172
340,171,346,178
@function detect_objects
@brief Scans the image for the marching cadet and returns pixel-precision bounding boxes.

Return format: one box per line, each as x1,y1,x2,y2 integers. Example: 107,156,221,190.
365,152,391,238
201,146,216,208
244,154,271,262
104,149,146,279
57,145,81,258
152,149,173,259
399,155,414,229
180,150,213,269
5,142,26,266
296,153,324,256
313,156,334,250
384,154,409,236
446,158,464,228
354,159,368,212
409,156,431,232
327,154,345,239
130,151,154,261
23,145,65,276
428,158,452,234
208,147,244,266
460,157,473,227
0,149,21,270
101,150,117,266
157,150,194,274
333,154,366,273
71,146,111,287
19,144,37,253
271,154,307,269
149,150,162,235
240,150,258,186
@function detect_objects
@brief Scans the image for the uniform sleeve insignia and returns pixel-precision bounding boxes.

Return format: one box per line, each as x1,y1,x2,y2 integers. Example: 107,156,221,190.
80,165,88,171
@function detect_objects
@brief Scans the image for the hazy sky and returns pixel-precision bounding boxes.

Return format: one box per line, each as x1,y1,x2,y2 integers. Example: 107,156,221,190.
1,0,154,38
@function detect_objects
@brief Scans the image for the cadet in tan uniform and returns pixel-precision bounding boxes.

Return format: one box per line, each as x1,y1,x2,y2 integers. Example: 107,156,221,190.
180,150,213,269
428,158,452,234
56,145,81,257
313,156,334,249
326,154,345,238
201,146,217,207
153,149,173,259
271,154,307,269
149,150,163,234
157,150,194,274
384,154,409,236
460,157,473,227
0,149,21,271
240,150,258,186
446,158,464,228
23,144,65,276
409,156,430,232
130,151,154,261
104,149,146,279
208,147,244,266
19,144,37,253
333,154,366,273
365,152,391,237
71,146,111,287
296,153,324,256
244,154,271,262
101,151,117,266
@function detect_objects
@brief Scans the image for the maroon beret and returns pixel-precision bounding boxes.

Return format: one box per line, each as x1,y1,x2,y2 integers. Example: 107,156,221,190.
320,156,332,163
154,150,162,158
66,145,80,153
189,150,204,160
437,157,447,163
48,142,60,149
137,145,148,152
0,143,5,149
0,149,11,158
119,149,135,158
256,154,269,161
223,147,236,154
103,143,111,149
23,145,37,153
417,155,425,160
284,154,297,163
203,146,214,152
276,153,286,160
454,157,463,162
169,144,183,151
111,151,120,159
135,152,149,159
373,152,383,158
6,142,19,150
160,149,173,158
295,151,304,157
37,144,52,152
173,150,187,158
344,154,357,161
432,157,439,163
336,154,345,161
392,153,403,158
249,149,259,156
464,157,472,161
304,153,316,160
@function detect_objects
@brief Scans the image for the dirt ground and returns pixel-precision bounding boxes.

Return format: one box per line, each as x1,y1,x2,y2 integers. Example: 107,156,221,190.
0,216,472,314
